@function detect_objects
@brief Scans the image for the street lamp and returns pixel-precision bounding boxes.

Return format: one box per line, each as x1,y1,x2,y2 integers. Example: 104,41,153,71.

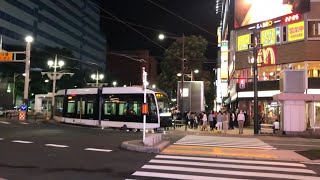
152,84,156,89
194,69,199,74
248,33,262,135
48,55,64,119
159,33,186,130
91,71,104,87
23,35,33,106
112,81,117,87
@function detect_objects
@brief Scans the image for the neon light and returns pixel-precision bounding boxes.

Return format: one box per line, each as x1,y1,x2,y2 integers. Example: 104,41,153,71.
283,13,300,23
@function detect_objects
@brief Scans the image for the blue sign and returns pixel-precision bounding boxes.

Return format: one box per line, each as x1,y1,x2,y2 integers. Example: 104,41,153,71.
20,104,27,111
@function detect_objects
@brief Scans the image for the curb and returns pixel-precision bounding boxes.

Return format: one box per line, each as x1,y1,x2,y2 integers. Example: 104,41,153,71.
121,140,170,153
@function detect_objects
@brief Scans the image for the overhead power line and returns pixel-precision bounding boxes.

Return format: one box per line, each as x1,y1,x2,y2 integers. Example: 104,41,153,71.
88,0,167,51
146,0,216,36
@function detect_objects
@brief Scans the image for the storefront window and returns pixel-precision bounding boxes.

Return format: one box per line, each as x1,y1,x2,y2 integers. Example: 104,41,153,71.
257,65,277,81
307,62,320,78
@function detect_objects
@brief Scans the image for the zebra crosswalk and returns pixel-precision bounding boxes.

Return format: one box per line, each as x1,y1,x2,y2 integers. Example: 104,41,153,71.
174,135,276,150
131,155,320,180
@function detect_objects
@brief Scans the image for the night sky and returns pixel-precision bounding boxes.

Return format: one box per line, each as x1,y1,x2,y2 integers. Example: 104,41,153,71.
101,0,219,61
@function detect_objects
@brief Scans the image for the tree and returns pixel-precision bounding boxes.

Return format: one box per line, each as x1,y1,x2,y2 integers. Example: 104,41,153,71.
158,35,215,111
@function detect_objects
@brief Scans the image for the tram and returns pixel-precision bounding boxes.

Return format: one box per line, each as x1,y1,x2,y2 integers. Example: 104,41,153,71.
54,87,172,129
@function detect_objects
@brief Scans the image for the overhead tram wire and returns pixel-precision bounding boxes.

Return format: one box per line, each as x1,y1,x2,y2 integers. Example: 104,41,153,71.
146,0,216,37
88,0,167,52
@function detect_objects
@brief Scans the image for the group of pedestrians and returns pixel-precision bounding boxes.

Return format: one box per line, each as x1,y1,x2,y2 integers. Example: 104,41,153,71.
185,110,247,134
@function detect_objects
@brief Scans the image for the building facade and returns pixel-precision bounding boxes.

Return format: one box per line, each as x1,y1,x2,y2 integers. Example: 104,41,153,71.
217,0,320,129
0,0,106,65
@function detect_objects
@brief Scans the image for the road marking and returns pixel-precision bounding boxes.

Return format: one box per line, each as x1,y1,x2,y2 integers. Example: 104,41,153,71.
142,165,320,180
19,122,29,125
45,144,69,148
133,171,250,180
12,140,33,144
156,155,306,167
271,143,320,147
302,162,320,165
149,159,315,174
0,121,10,124
0,138,3,140
84,148,112,152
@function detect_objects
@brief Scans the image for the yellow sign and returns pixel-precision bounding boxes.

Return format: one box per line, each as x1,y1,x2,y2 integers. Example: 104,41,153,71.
0,52,13,61
260,28,276,46
237,34,250,51
288,21,304,42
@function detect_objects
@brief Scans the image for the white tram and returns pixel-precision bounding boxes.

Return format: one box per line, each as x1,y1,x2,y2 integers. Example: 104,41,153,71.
54,87,172,129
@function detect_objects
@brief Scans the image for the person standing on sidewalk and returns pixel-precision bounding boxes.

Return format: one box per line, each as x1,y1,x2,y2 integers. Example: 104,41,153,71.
237,110,245,134
216,111,223,133
201,112,208,131
208,111,214,131
223,111,229,133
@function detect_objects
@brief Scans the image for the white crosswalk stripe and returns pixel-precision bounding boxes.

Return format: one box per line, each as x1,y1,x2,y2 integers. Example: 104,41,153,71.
174,135,276,150
0,121,10,125
132,155,320,180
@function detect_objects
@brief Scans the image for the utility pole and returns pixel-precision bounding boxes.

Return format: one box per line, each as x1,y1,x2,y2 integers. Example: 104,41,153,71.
24,36,33,107
181,34,187,131
51,54,58,118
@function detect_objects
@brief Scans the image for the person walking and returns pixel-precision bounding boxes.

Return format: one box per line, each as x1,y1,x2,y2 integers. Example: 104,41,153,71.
223,111,229,133
237,110,245,134
201,112,208,131
216,111,223,133
229,111,235,129
208,111,214,131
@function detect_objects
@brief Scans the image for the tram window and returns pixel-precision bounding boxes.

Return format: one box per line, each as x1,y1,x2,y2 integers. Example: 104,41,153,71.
132,101,142,116
87,101,94,115
119,103,127,115
67,100,76,113
104,101,116,115
77,100,85,115
55,96,64,116
148,94,157,115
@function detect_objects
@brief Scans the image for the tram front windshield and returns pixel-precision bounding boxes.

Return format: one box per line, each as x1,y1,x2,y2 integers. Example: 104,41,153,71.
155,93,171,116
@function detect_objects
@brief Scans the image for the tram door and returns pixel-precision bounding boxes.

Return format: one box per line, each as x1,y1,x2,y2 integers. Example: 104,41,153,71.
76,97,85,119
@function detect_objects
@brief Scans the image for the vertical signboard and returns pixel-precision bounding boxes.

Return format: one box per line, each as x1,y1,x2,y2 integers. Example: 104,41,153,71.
220,40,228,80
288,21,305,42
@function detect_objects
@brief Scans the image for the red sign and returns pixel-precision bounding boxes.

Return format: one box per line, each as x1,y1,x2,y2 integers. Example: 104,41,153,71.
283,13,300,24
257,46,276,66
142,103,148,115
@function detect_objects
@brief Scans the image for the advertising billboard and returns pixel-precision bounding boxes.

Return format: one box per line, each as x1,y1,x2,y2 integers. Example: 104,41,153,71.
288,21,305,42
234,0,310,28
257,46,276,66
220,40,228,79
237,34,251,51
260,28,276,46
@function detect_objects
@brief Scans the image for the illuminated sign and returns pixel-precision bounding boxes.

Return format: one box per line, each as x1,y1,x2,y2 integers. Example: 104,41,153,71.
283,13,301,24
239,79,245,89
220,40,228,79
260,28,276,46
257,46,276,66
256,21,273,30
234,0,310,28
0,52,13,61
288,21,305,42
237,34,250,51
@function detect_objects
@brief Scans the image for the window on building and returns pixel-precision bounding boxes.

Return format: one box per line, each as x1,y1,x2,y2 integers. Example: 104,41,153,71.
307,62,320,77
308,21,320,38
282,26,287,42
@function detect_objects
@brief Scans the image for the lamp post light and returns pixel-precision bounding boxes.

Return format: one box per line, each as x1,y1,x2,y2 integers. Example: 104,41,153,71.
112,81,117,87
91,71,104,87
159,33,187,130
248,34,262,135
48,55,64,119
23,35,33,106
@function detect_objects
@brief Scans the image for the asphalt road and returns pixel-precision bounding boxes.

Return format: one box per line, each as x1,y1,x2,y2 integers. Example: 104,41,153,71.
0,120,155,180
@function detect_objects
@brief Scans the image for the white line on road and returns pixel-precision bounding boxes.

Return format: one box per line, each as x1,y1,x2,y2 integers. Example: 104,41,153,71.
19,122,29,125
156,155,306,167
271,143,320,147
45,144,69,148
133,171,250,180
142,165,320,180
0,121,10,124
12,140,33,144
149,159,315,174
302,162,320,165
0,138,4,140
84,148,112,152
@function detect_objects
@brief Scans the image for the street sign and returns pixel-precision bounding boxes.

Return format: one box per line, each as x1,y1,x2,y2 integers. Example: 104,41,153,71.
0,52,13,61
20,104,27,111
239,79,246,89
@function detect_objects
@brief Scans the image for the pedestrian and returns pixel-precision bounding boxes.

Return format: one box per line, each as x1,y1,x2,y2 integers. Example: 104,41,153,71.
201,112,208,131
273,119,280,134
229,111,235,129
208,111,214,131
223,111,229,133
213,111,218,130
194,113,199,129
237,110,245,134
216,111,223,133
